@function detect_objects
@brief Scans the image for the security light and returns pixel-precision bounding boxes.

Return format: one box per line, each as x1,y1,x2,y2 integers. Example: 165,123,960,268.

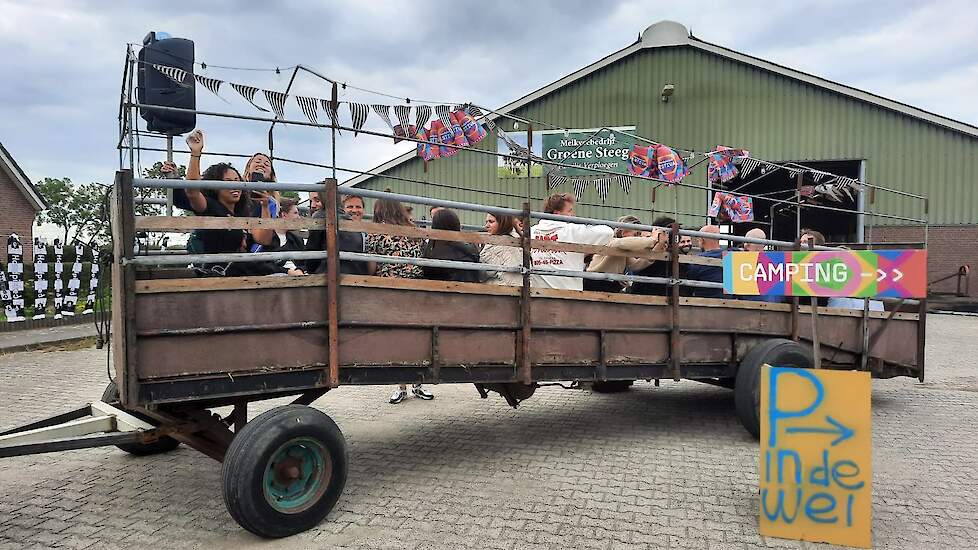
661,84,675,102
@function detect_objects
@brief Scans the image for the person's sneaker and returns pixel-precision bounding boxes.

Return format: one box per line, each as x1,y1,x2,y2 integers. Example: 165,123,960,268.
389,389,407,404
412,384,434,400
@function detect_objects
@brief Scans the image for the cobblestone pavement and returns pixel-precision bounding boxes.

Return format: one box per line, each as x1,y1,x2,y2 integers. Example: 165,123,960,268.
0,315,976,550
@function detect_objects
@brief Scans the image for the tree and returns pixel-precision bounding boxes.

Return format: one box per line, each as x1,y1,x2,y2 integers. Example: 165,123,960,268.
35,177,110,246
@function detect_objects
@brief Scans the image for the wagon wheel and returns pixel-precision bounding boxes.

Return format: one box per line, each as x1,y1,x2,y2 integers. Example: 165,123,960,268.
733,339,814,439
101,382,181,455
222,404,347,538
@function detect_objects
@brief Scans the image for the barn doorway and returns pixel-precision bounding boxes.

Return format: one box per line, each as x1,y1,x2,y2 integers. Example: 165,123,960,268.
718,160,862,244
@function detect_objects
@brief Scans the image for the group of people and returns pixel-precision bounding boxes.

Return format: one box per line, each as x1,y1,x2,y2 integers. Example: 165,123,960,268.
168,132,878,403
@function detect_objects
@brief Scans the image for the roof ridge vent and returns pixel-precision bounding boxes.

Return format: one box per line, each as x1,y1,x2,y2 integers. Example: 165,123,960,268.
641,20,690,47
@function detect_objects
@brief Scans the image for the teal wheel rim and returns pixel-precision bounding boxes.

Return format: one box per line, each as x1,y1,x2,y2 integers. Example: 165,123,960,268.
262,436,332,514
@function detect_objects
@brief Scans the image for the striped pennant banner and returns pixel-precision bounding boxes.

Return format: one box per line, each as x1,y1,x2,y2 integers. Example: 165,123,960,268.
595,178,611,202
617,175,631,194
194,74,223,97
810,170,827,183
468,106,495,130
263,90,288,119
152,64,190,87
321,100,342,134
739,158,760,179
784,165,803,179
295,96,319,125
547,171,566,190
370,104,395,131
572,178,589,199
230,83,269,112
393,105,412,135
348,103,369,135
414,105,432,131
434,105,454,129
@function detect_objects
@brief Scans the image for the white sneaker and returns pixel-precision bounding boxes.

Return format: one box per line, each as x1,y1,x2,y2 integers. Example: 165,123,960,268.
389,389,407,404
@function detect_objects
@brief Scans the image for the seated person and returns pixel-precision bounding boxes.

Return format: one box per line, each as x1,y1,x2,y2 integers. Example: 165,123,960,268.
740,228,782,303
422,209,483,282
585,215,664,294
684,225,726,298
630,217,683,296
799,228,826,248
303,190,369,276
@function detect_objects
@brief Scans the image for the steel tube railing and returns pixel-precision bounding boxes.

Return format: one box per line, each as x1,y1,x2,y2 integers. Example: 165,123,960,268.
132,178,839,250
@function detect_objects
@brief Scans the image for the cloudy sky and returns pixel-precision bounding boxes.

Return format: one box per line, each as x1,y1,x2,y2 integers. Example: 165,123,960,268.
1,0,976,192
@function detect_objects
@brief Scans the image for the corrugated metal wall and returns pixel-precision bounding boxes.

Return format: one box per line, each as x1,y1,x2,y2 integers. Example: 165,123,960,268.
358,46,977,229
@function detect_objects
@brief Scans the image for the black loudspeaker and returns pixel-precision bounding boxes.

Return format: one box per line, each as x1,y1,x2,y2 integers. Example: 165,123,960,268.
137,32,196,135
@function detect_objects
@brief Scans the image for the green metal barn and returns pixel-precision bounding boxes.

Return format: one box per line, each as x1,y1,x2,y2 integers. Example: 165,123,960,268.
346,20,977,295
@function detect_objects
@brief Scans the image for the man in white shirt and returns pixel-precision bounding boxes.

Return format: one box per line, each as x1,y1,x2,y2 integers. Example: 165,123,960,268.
530,193,614,290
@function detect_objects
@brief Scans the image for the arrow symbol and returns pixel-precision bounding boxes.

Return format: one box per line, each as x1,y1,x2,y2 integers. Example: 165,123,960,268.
785,416,855,446
892,269,903,282
876,269,887,282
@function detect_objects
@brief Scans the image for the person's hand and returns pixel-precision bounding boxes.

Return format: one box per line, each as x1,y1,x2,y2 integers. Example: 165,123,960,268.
287,268,306,276
161,160,179,179
186,129,204,156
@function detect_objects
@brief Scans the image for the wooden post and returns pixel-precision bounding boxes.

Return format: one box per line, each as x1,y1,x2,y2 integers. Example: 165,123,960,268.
323,179,340,388
111,170,139,406
518,202,532,385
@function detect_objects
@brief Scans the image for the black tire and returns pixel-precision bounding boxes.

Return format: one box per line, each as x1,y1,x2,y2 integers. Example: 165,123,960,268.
222,404,347,538
101,382,181,455
734,339,814,439
591,380,634,393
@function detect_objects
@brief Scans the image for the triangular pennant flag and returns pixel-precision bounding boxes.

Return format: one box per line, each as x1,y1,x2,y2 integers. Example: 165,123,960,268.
434,105,454,129
393,105,412,135
468,105,496,131
784,166,803,179
617,175,631,194
194,74,223,97
547,171,566,190
231,83,269,112
740,158,759,179
153,64,190,87
811,170,827,183
263,90,287,119
348,103,369,135
295,96,319,125
370,104,395,131
595,178,611,202
572,178,589,199
414,105,432,132
320,100,342,135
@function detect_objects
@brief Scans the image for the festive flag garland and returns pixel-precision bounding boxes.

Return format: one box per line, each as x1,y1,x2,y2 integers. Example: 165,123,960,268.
321,99,342,135
348,102,369,134
152,64,190,87
230,83,269,112
414,105,432,132
263,90,288,119
295,96,319,125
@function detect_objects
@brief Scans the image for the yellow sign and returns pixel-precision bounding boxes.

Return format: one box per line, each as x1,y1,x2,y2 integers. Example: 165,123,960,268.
759,366,872,548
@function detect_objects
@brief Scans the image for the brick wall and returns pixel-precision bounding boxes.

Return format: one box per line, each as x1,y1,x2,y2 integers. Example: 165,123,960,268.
866,225,976,296
0,170,36,263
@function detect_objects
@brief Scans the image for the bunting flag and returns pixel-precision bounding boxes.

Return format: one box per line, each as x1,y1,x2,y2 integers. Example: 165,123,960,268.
32,237,47,320
393,105,412,135
294,96,319,125
810,170,827,183
414,105,432,132
348,102,369,135
263,90,288,119
740,157,761,179
547,171,566,190
231,83,269,112
83,254,98,315
468,105,496,130
4,234,25,322
434,105,454,129
52,240,63,319
784,165,803,179
321,99,342,134
709,192,754,223
572,178,589,199
152,64,190,87
194,74,223,97
595,178,612,202
617,175,631,194
370,104,395,131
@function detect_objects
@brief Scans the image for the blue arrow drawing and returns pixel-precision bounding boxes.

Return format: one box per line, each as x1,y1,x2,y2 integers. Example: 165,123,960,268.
785,416,855,446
